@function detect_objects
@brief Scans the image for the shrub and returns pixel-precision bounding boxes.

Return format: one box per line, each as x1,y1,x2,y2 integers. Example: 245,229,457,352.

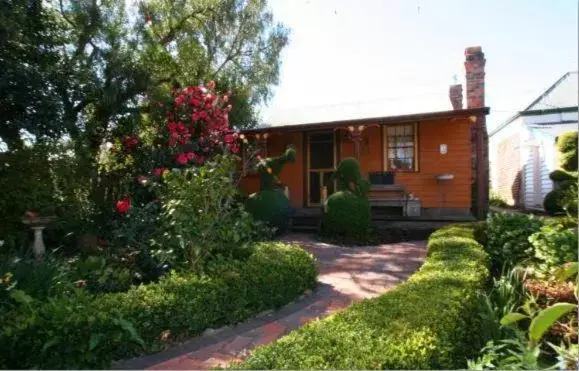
0,242,317,369
549,169,577,182
489,190,509,208
245,146,296,234
236,224,490,370
159,155,262,272
556,131,578,172
529,224,578,276
320,191,371,242
329,157,370,197
544,180,578,217
320,158,371,243
245,189,292,234
484,212,543,274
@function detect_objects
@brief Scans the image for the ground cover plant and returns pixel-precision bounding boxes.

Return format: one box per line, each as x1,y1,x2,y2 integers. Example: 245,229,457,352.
236,224,490,369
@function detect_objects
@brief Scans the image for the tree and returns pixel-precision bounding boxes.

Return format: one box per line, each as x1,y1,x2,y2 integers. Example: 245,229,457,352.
0,0,66,149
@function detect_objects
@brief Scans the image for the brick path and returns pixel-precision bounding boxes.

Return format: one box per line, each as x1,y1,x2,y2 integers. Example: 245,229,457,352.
116,234,426,370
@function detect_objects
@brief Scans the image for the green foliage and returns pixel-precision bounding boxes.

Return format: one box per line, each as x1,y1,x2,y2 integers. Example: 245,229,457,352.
474,298,577,369
256,146,296,190
475,268,528,345
544,180,578,217
0,242,317,369
320,191,371,243
245,189,291,234
236,224,490,370
529,224,578,276
330,157,370,197
246,146,296,233
484,212,544,274
159,155,263,272
489,190,509,208
556,131,578,172
549,170,577,182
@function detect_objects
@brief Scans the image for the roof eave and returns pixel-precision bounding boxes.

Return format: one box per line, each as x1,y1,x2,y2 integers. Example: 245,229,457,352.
241,107,490,134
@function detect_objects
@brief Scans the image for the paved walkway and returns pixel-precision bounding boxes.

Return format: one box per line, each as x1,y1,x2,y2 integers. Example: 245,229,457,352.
116,234,426,370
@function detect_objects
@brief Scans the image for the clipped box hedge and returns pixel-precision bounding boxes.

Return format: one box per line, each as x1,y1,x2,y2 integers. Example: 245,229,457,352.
237,224,490,370
0,242,317,369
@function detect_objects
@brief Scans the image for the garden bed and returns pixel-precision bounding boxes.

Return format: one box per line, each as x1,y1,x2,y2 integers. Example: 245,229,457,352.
236,224,490,369
0,242,317,369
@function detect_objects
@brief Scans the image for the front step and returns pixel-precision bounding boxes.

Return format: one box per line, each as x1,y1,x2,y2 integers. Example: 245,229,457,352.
291,215,320,233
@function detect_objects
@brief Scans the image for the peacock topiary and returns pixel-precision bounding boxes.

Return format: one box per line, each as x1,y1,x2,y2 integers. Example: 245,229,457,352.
245,146,296,233
320,158,371,242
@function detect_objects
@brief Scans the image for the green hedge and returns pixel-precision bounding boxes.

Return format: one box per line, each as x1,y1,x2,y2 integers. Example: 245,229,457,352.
0,242,317,369
237,224,490,369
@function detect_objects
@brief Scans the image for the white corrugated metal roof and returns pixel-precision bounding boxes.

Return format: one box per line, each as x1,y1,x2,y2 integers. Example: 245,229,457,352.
525,71,578,111
266,92,452,127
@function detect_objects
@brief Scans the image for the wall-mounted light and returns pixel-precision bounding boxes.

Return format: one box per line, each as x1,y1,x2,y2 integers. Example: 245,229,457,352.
348,126,355,132
358,125,365,132
263,133,269,139
469,115,477,123
440,144,448,155
255,134,261,140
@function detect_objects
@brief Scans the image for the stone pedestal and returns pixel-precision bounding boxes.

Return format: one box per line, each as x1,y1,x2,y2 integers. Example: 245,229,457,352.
31,226,46,260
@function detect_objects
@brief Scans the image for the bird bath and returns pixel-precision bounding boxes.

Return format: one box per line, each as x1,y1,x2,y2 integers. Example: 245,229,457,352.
21,216,57,260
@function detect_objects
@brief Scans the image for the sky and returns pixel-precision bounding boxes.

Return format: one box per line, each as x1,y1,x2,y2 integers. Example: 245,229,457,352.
259,0,578,130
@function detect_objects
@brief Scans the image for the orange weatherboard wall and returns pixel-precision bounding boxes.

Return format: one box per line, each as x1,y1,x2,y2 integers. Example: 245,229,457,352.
239,117,474,209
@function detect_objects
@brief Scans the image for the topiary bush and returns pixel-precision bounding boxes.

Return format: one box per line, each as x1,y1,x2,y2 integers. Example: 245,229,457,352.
320,158,371,243
544,131,578,216
0,242,317,369
236,224,490,370
549,169,577,182
484,212,543,274
330,157,370,197
320,191,371,242
245,189,292,234
556,131,578,172
245,146,296,234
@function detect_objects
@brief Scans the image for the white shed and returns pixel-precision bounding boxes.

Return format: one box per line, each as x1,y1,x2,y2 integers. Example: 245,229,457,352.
489,71,578,210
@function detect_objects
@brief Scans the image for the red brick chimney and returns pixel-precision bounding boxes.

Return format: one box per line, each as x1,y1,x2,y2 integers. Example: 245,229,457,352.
449,84,463,110
464,46,486,108
464,46,488,220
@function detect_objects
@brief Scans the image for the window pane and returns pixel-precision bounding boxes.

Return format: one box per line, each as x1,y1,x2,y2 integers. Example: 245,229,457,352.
385,124,416,170
309,172,320,203
310,141,334,169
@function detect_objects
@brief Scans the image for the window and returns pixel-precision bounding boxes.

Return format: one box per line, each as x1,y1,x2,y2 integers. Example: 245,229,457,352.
383,124,418,171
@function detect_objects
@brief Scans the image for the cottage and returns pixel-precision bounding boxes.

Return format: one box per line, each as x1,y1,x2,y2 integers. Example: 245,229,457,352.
489,71,578,210
240,47,490,220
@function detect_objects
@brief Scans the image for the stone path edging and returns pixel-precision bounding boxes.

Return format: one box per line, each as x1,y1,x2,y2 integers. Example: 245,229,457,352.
114,234,427,370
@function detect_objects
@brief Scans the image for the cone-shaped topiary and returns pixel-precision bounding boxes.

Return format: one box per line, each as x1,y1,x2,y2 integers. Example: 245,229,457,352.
245,146,296,233
321,158,371,242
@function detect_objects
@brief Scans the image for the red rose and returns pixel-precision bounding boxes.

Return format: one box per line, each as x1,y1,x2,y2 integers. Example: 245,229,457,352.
207,81,216,90
224,134,234,144
116,198,131,214
176,153,188,165
152,168,166,176
186,152,196,160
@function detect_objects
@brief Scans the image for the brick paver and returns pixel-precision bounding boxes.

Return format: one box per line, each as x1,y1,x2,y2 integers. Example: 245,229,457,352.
117,234,426,370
